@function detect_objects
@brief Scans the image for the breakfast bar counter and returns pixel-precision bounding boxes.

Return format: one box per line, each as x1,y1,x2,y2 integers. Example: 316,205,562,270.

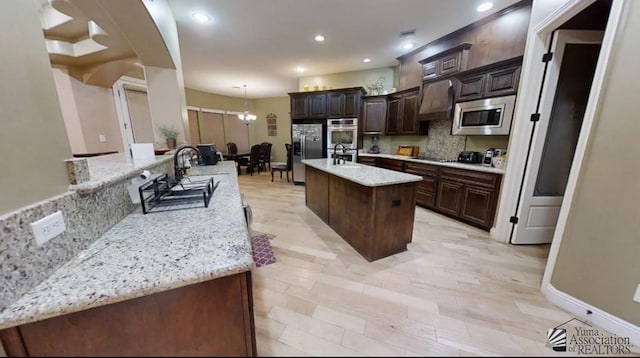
0,161,256,356
303,159,421,262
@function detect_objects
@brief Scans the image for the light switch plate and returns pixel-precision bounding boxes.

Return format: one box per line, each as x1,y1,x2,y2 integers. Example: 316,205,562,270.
31,211,66,246
634,284,640,303
99,134,106,142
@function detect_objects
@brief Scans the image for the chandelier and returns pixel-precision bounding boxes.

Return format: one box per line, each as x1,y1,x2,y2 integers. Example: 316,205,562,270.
238,85,257,122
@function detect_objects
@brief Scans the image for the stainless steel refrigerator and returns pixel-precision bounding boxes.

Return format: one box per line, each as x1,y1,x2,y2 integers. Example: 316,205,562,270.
292,123,324,184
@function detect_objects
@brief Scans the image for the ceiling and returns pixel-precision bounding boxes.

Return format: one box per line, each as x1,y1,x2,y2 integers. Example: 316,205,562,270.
167,0,522,98
38,0,522,97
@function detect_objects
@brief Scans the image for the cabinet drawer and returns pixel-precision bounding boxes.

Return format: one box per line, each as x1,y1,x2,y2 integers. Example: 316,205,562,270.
376,158,405,172
404,162,438,177
440,167,499,189
357,156,376,166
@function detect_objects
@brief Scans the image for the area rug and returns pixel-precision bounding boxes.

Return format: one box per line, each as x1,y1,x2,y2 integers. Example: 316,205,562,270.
250,234,277,267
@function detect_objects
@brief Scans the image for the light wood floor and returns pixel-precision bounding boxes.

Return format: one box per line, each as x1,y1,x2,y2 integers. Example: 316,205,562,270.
238,170,629,357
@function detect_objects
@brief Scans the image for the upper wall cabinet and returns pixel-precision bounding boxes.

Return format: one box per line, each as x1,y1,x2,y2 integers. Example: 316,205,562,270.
455,56,522,102
327,89,365,118
386,87,425,135
289,87,364,120
396,1,531,90
361,96,388,135
419,43,472,82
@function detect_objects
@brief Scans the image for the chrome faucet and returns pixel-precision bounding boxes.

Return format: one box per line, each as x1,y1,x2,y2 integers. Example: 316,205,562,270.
173,145,199,180
332,143,347,165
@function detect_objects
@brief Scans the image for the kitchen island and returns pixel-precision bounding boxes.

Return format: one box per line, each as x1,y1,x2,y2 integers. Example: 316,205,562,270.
0,161,256,356
303,159,422,262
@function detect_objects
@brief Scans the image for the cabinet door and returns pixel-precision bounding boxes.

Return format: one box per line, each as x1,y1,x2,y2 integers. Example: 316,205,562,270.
460,186,495,229
416,177,438,209
400,91,418,134
439,51,463,77
343,90,361,118
327,92,344,118
456,74,485,102
308,93,327,118
362,97,387,134
419,79,454,121
386,97,401,134
422,61,438,81
485,65,521,97
290,94,309,119
436,180,463,216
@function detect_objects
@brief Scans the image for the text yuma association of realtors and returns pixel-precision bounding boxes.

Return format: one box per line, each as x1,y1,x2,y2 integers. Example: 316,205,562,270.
569,327,632,354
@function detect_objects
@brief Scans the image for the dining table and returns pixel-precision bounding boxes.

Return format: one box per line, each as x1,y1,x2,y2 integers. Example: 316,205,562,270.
223,153,250,175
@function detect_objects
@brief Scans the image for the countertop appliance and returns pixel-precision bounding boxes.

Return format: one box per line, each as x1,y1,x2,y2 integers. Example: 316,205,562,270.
452,95,516,135
483,148,505,166
197,144,218,165
457,151,482,164
293,122,325,184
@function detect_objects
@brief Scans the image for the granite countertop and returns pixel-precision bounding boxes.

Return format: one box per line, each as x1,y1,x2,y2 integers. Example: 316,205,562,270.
358,153,506,174
69,152,174,194
0,161,253,330
303,158,422,187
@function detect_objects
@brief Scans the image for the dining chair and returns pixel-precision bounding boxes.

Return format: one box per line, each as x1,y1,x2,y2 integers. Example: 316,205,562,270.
271,143,293,182
238,144,262,175
259,142,272,171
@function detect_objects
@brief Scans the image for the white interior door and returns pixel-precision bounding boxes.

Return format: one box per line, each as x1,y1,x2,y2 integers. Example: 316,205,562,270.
511,30,603,244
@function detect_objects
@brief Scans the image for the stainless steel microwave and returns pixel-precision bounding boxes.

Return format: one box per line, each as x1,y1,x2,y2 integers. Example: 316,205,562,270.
452,95,516,135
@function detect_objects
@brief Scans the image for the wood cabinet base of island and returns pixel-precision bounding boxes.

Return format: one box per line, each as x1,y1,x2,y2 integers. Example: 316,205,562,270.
0,272,256,357
305,166,417,262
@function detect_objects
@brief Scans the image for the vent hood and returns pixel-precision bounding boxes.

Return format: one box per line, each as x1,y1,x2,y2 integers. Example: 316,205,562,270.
417,79,454,121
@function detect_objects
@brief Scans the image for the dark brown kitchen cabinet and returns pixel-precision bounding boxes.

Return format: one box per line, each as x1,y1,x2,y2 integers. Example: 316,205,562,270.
357,156,376,166
327,89,363,118
361,96,388,134
289,92,326,119
456,56,522,102
0,273,256,357
420,43,472,81
404,162,439,209
376,158,405,172
386,87,421,135
435,167,501,230
436,180,464,216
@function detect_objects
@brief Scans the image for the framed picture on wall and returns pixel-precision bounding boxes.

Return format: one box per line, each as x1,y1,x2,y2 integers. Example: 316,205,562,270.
267,113,277,136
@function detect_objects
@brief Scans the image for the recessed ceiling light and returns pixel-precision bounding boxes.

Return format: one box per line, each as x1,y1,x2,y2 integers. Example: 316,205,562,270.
296,67,305,73
314,34,325,42
477,2,493,12
192,12,211,23
363,58,371,63
402,42,415,50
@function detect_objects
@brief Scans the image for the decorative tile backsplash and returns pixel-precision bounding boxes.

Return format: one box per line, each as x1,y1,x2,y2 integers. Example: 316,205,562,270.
0,159,171,311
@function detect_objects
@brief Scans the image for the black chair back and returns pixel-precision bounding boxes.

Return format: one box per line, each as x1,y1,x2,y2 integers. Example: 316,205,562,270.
285,143,292,169
249,144,262,163
227,142,238,156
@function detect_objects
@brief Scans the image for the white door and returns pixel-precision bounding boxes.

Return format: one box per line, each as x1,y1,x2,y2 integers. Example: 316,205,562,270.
511,30,603,244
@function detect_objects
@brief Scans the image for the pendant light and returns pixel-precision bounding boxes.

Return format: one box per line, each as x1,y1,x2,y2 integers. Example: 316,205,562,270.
238,85,257,122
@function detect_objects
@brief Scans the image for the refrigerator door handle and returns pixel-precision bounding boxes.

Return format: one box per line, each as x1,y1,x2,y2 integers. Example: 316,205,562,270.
301,134,305,159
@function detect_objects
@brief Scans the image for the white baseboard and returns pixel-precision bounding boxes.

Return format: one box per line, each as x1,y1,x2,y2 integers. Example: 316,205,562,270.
543,283,640,347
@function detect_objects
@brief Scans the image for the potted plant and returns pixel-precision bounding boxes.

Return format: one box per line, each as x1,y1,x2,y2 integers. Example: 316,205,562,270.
157,124,179,149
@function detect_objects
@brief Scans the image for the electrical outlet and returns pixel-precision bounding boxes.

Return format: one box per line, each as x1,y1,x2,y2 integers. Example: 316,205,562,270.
634,284,640,303
31,211,66,246
99,134,106,142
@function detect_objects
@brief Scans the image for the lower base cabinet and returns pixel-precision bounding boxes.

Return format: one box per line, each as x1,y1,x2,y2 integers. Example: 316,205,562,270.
357,156,501,231
0,272,256,357
437,168,500,230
